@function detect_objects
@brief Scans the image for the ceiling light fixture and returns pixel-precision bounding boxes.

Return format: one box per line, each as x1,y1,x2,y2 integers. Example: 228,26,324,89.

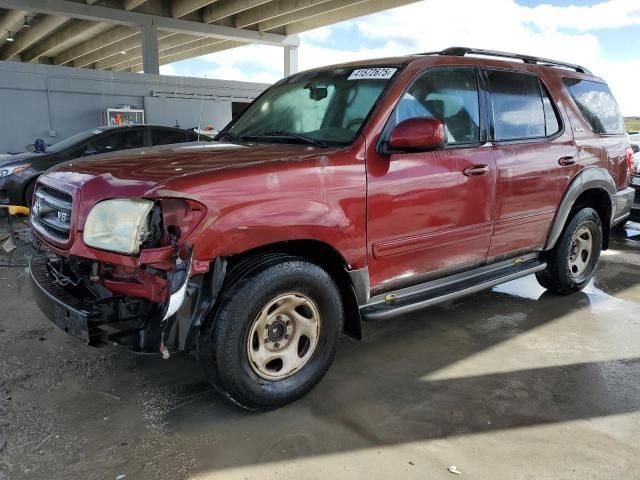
6,31,14,42
23,16,30,28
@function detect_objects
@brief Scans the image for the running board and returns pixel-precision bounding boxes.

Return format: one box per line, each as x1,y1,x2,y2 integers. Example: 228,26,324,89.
361,258,547,321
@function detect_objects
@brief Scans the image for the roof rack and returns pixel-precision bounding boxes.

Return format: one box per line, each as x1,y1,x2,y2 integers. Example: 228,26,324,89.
418,47,591,74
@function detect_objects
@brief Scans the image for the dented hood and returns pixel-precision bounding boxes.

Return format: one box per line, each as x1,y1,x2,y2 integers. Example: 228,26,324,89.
43,141,342,194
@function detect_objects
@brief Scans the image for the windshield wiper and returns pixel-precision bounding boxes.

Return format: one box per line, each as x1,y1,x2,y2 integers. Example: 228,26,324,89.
216,131,243,142
246,131,328,148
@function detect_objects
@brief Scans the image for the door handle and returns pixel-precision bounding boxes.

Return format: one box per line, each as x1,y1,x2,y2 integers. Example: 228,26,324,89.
558,156,576,166
463,164,490,176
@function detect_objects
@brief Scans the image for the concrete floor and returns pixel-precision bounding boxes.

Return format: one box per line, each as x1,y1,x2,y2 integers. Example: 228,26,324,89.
1,220,639,480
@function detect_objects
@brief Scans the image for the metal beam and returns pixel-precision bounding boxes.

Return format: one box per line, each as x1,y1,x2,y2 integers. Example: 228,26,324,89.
115,38,227,71
0,9,27,45
0,0,298,46
124,0,149,10
74,32,142,67
258,0,369,31
0,14,69,60
171,0,219,19
22,19,110,62
74,30,184,67
285,0,420,33
140,23,159,74
125,39,245,72
235,0,333,28
202,0,271,23
65,0,313,71
49,0,155,66
95,32,202,69
103,0,338,72
54,24,138,65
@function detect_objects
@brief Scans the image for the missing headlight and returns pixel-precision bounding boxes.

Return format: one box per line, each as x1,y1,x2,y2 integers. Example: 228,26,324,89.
141,204,163,249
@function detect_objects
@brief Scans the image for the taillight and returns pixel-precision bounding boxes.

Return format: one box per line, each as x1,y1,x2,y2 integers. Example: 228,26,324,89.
625,147,635,177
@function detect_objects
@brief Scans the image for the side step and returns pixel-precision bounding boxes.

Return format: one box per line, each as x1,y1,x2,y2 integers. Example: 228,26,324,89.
361,257,547,321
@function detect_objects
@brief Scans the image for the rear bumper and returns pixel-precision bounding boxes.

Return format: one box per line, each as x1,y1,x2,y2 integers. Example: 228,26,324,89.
612,187,635,225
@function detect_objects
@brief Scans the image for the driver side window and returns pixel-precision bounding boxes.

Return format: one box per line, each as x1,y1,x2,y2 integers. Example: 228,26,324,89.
395,67,481,145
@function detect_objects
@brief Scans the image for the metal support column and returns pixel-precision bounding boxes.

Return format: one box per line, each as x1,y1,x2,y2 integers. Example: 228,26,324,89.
141,24,159,74
284,44,299,77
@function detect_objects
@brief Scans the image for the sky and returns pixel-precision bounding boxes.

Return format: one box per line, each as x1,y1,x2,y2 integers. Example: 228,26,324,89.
159,0,640,116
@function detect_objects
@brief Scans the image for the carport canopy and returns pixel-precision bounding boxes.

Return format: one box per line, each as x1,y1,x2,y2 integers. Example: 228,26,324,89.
0,0,420,76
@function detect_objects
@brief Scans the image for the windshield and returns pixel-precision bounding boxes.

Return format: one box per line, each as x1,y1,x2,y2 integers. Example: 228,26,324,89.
47,129,104,153
222,66,399,146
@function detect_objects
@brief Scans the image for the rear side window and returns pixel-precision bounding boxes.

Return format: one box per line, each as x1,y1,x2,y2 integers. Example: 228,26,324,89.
562,78,624,134
488,71,546,140
152,129,187,146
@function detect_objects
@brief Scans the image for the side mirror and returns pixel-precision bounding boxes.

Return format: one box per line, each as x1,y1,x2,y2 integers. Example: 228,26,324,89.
388,117,446,152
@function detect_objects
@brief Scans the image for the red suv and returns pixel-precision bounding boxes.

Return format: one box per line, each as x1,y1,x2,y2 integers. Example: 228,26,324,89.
30,47,635,410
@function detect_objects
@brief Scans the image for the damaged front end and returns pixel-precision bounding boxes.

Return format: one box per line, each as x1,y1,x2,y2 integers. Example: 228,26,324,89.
29,186,225,356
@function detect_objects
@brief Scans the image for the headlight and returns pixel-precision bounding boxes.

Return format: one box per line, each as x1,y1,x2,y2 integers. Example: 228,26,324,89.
84,199,154,254
0,164,31,177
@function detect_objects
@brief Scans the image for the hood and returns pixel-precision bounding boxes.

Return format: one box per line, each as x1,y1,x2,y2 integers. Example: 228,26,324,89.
0,151,49,167
43,141,343,193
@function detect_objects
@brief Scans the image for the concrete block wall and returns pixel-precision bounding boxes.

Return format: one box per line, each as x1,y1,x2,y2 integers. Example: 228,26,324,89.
0,61,268,154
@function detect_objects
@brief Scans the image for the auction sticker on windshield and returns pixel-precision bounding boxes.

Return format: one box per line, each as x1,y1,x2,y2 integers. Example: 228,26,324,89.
348,68,397,80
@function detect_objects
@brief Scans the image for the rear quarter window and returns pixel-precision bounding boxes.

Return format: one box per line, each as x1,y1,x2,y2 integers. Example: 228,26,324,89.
562,78,625,135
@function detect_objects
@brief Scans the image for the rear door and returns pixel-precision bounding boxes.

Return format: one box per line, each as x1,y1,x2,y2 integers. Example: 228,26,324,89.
485,69,579,259
366,66,496,292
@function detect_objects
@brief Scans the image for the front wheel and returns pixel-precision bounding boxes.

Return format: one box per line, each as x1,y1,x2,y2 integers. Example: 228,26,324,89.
197,257,343,410
536,207,602,295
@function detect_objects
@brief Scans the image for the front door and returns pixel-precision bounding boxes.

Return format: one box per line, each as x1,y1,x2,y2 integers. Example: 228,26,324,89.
366,66,496,293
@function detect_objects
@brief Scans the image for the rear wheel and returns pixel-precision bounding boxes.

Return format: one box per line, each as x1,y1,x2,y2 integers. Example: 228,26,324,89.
536,207,602,295
197,257,343,410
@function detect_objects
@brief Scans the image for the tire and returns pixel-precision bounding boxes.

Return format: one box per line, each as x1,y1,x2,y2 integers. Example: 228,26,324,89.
197,257,343,411
536,207,602,295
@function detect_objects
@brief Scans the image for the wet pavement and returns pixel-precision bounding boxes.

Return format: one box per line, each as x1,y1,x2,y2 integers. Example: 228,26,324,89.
1,219,639,479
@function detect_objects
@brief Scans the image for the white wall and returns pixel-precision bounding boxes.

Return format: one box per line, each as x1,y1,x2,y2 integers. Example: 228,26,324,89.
0,61,268,153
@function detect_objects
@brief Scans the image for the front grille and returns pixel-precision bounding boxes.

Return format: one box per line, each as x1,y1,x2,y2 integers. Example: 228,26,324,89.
31,184,73,242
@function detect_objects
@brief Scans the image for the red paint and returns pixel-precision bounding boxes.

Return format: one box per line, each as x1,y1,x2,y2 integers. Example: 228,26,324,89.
388,117,445,151
32,54,631,304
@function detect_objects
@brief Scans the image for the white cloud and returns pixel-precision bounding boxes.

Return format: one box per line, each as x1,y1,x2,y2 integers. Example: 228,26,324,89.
159,64,176,76
523,0,640,31
163,0,640,115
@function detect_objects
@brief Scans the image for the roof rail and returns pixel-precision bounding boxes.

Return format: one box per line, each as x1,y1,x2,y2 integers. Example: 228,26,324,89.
418,47,591,74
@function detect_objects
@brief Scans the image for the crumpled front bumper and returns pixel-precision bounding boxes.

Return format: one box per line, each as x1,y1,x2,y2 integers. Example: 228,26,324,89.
29,251,200,353
29,256,106,346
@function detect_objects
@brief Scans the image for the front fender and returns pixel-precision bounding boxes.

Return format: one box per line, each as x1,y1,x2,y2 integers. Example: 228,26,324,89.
192,196,367,269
